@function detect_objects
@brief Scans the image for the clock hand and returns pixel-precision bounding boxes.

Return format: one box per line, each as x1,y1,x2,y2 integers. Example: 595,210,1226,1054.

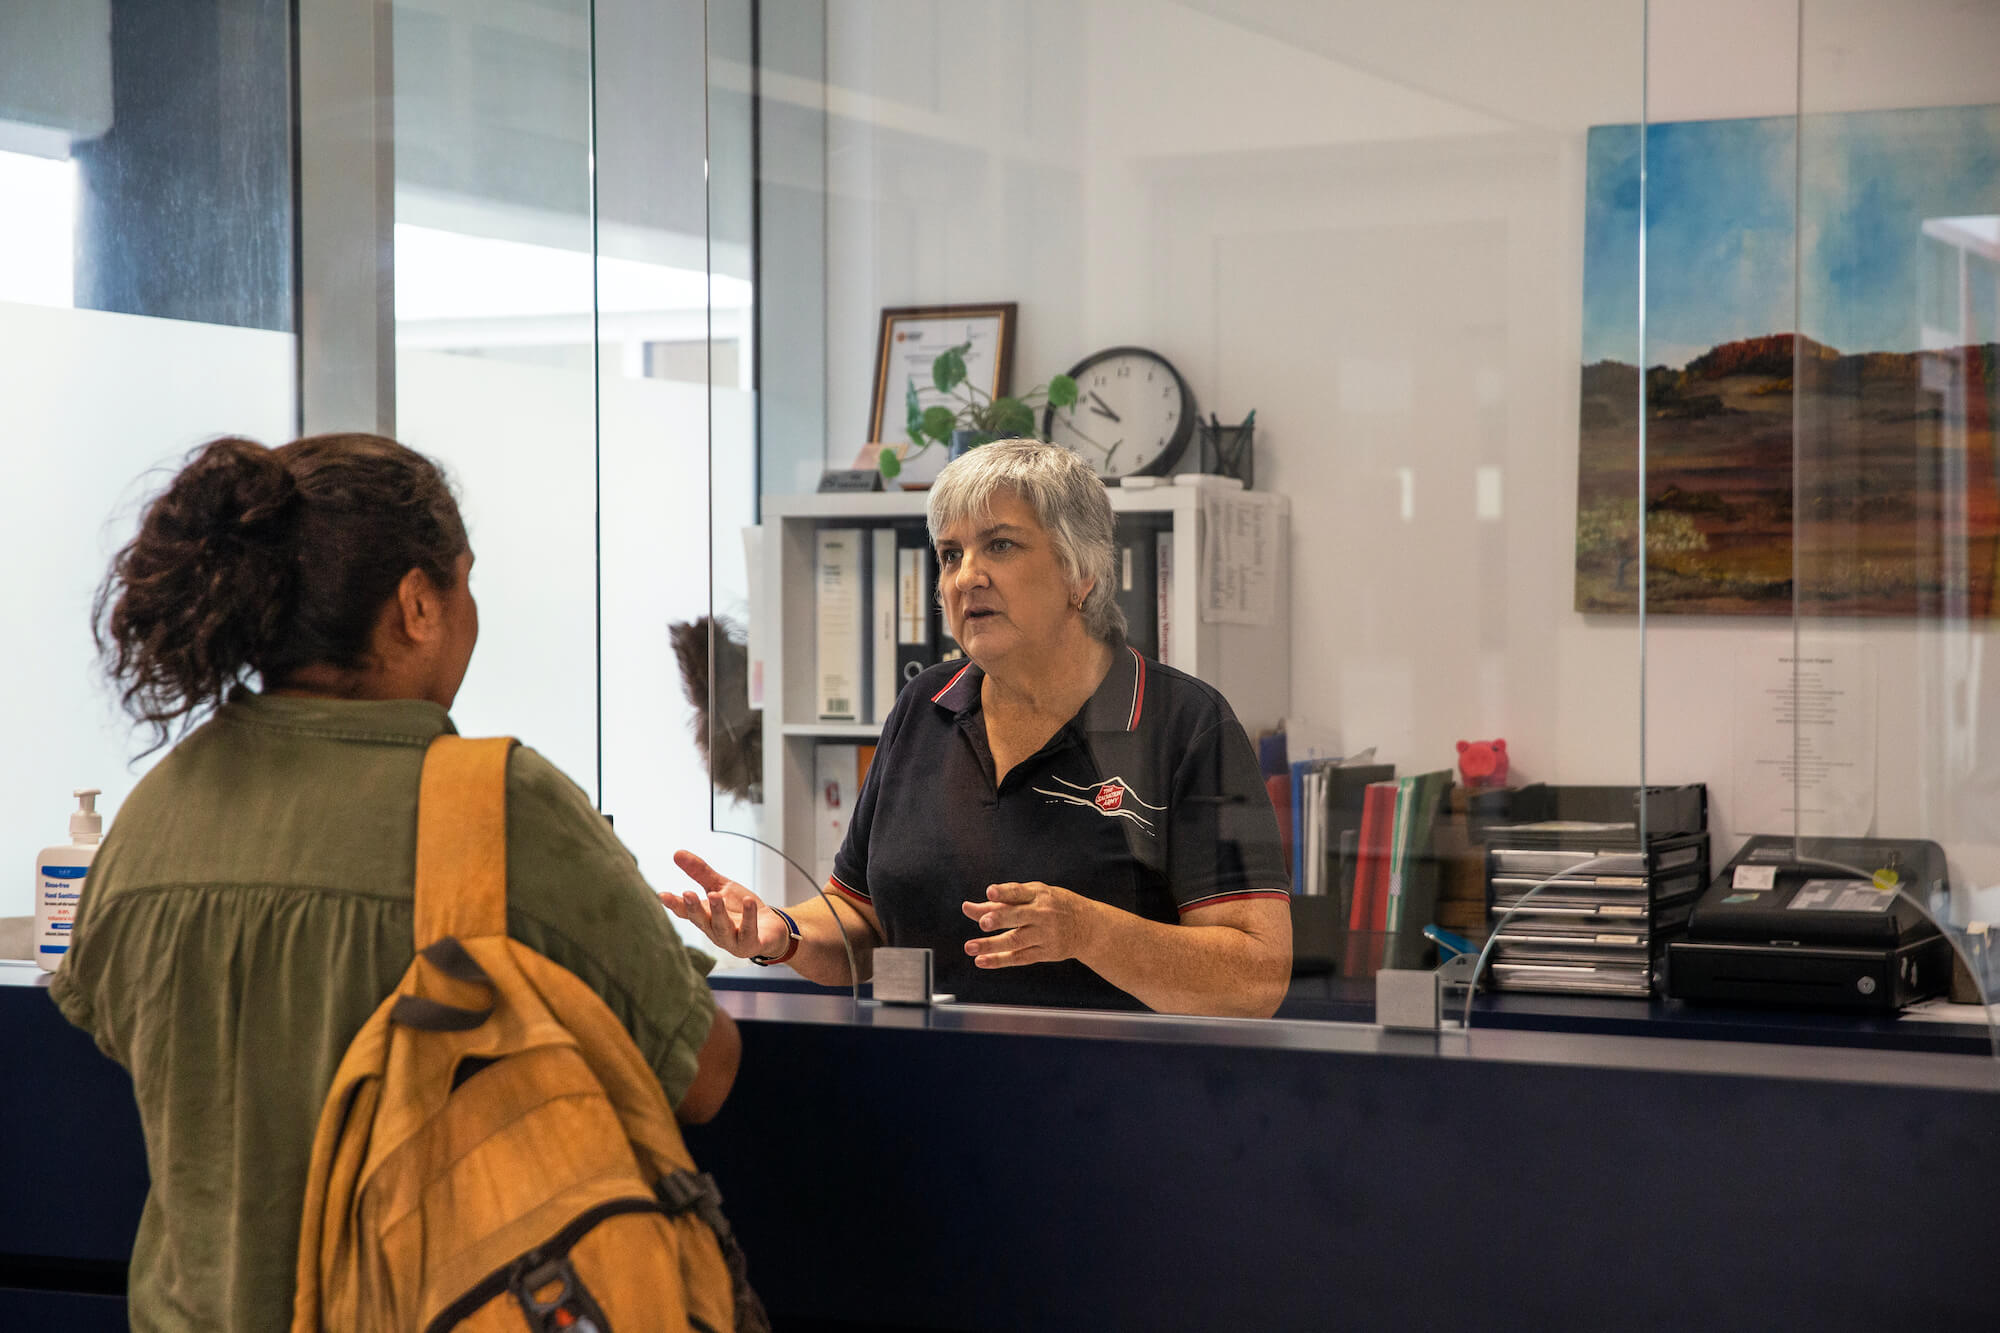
1102,440,1123,469
1060,417,1114,455
1088,391,1122,422
1061,417,1114,456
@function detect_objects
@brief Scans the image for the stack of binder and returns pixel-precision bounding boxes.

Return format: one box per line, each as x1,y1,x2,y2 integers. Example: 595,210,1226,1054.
815,513,1175,724
815,522,951,723
1481,784,1709,997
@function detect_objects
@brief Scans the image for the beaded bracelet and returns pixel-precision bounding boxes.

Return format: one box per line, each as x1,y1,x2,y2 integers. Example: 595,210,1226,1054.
750,905,802,966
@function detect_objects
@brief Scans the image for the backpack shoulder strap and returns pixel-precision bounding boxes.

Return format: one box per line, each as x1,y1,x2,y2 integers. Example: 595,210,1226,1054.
415,735,520,948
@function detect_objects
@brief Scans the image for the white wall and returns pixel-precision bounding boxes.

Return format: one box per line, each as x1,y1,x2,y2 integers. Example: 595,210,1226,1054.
0,301,295,917
799,0,2000,904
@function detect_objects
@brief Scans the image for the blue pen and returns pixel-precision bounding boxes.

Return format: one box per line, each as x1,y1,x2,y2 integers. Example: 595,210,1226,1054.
1423,924,1476,958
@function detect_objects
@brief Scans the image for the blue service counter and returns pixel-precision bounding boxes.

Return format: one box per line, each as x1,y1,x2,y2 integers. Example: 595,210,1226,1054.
6,959,2000,1330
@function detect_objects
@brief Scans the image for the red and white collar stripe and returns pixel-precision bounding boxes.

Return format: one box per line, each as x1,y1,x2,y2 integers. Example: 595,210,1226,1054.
1124,646,1146,731
930,661,974,704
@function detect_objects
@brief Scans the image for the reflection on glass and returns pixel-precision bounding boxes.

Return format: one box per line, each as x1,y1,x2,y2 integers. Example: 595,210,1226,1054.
391,0,599,794
588,0,760,940
1791,1,2000,1021
0,151,76,307
376,0,757,951
699,0,764,863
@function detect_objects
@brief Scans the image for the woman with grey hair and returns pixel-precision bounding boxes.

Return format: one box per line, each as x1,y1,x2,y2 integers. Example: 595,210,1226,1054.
668,440,1292,1016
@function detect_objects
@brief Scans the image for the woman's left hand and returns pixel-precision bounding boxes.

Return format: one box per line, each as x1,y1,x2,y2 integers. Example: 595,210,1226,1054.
960,881,1101,968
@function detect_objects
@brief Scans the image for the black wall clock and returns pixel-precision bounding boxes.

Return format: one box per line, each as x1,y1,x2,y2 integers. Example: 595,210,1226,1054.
1043,345,1196,482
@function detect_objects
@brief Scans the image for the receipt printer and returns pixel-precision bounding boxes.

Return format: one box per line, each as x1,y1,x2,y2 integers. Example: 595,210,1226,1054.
1665,836,1952,1013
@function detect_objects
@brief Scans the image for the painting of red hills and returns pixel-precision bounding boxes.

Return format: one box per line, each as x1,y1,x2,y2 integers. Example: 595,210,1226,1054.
1575,108,2000,616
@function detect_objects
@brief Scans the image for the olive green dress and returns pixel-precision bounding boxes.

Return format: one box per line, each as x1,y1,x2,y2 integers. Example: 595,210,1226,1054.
51,692,717,1333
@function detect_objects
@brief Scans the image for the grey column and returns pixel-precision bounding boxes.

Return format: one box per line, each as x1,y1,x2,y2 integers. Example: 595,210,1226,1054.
296,0,395,437
70,0,291,334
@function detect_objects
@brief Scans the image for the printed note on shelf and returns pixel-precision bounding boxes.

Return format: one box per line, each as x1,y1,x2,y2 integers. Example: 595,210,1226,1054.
1200,491,1282,625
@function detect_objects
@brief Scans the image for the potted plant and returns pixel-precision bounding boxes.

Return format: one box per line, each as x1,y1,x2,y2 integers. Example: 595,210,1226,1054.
878,341,1080,482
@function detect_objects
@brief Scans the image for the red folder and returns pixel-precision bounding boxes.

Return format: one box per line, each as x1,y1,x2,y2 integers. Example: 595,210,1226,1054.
1349,781,1397,933
1370,780,1401,935
1266,774,1293,875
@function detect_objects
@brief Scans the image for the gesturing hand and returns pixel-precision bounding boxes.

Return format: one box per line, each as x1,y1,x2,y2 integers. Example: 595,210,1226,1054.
960,881,1101,969
663,850,791,961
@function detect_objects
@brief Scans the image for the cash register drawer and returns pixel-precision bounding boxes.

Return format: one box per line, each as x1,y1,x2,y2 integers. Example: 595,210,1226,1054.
1666,936,1951,1013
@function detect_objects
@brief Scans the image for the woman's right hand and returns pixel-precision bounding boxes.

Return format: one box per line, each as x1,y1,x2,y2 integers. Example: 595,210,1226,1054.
663,850,792,960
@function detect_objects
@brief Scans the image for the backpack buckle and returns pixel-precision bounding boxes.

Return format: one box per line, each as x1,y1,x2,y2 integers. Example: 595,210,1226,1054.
656,1169,721,1215
509,1254,605,1333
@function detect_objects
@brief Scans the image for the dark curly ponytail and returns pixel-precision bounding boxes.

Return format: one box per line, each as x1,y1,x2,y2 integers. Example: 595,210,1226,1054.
95,432,467,750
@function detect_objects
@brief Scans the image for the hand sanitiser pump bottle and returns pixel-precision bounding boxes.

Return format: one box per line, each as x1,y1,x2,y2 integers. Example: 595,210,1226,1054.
35,789,103,972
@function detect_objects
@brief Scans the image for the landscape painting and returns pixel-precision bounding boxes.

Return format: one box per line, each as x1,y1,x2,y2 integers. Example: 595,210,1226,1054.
1575,106,2000,616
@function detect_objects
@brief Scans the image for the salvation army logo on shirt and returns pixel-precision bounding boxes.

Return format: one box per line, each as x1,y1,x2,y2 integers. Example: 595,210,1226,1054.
1035,775,1164,833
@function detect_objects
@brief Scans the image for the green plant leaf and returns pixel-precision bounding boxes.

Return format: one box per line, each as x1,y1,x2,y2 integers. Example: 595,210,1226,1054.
932,342,971,393
990,397,1035,437
921,405,957,445
878,447,902,480
1047,374,1078,408
905,378,924,442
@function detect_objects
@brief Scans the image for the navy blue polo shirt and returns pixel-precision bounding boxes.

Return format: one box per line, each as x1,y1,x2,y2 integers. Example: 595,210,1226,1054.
829,646,1290,1010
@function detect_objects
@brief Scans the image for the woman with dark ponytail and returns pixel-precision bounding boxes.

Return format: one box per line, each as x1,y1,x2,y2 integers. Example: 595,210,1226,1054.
54,434,736,1333
94,433,465,741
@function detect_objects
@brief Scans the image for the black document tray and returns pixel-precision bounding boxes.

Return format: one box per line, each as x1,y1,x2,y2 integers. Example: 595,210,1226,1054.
1666,835,1951,1013
1477,783,1707,849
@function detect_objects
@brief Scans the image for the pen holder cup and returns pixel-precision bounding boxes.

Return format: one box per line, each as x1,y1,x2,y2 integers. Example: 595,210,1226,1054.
1948,927,1999,1005
1197,418,1255,489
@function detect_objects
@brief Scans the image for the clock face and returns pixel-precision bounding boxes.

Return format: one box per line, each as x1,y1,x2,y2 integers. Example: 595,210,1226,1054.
1043,346,1195,481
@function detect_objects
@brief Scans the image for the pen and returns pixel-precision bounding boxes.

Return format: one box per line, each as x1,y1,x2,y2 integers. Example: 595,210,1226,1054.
1423,924,1476,958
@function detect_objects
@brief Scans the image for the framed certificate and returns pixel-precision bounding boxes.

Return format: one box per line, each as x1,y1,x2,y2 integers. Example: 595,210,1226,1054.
867,303,1016,445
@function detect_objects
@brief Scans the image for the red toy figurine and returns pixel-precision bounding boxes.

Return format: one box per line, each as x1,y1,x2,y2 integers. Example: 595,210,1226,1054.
1456,738,1509,790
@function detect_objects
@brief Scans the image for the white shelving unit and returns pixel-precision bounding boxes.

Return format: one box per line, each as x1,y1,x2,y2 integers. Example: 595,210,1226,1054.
755,481,1289,900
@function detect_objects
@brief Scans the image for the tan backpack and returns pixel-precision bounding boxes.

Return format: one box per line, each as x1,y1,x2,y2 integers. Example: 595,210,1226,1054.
292,735,766,1332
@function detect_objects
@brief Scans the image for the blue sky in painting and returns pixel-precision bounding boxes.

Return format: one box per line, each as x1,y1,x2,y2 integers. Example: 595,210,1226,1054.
1582,105,2000,369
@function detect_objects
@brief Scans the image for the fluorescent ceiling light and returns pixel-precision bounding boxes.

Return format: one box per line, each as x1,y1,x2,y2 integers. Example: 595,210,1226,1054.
1923,214,2000,259
394,223,751,322
0,150,75,308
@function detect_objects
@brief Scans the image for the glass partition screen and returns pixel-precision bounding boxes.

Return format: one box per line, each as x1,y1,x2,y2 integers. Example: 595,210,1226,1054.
1783,0,2000,1013
2,0,295,914
704,0,1654,1014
